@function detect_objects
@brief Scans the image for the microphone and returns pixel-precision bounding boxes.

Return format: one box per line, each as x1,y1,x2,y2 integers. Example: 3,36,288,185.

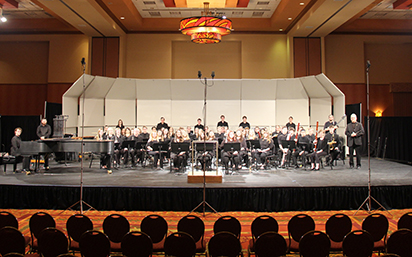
198,71,202,79
81,58,86,66
211,71,215,79
366,60,371,69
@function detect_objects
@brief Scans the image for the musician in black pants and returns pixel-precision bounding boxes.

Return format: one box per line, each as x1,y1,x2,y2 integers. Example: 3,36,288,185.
309,130,328,171
36,118,51,170
292,129,310,168
325,125,341,166
11,127,30,173
220,130,240,174
345,113,364,169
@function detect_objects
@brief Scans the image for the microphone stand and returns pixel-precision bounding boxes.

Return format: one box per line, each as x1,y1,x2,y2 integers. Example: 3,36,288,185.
355,61,389,215
190,71,219,216
62,58,95,214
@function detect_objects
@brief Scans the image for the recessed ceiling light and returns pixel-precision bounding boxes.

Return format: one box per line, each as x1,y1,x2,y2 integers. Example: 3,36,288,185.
300,2,305,5
120,16,125,20
279,28,283,31
288,17,292,20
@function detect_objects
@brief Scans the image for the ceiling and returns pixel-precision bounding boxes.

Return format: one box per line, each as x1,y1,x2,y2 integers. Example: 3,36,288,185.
0,0,411,36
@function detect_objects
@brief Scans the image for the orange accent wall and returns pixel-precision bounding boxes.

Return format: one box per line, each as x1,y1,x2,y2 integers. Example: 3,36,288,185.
335,83,395,118
293,37,321,78
0,84,47,116
91,37,119,78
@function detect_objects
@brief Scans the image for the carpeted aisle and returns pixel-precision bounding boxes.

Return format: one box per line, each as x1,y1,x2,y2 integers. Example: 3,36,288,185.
2,208,408,257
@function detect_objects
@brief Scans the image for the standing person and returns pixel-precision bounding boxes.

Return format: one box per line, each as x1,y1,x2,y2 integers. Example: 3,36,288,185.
194,118,205,131
10,127,30,173
116,119,125,131
217,115,229,129
156,117,169,131
345,113,365,169
286,116,296,131
36,118,52,170
239,116,250,129
324,114,338,133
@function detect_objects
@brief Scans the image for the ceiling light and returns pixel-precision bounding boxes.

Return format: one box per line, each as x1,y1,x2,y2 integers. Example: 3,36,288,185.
300,2,305,5
0,7,6,23
120,16,125,20
180,2,233,44
288,17,292,20
279,28,283,31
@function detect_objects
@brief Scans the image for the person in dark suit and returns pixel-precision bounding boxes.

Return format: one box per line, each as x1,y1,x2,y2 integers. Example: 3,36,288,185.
36,118,52,170
345,113,364,169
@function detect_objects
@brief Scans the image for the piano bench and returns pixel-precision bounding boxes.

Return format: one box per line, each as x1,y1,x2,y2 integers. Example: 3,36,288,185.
1,155,17,173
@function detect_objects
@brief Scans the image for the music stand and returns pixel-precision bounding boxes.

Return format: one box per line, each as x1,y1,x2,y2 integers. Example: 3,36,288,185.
122,140,135,149
247,140,260,170
171,142,190,173
193,141,216,172
223,142,241,174
152,141,169,169
135,141,148,167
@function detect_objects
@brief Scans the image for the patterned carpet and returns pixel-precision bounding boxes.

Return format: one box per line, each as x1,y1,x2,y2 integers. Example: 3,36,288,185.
1,208,409,257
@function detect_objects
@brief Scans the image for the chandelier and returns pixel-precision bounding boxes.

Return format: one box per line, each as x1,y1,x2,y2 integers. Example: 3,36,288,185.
179,2,233,44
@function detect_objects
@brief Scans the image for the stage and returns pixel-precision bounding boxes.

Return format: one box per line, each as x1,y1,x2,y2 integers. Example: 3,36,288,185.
1,157,411,212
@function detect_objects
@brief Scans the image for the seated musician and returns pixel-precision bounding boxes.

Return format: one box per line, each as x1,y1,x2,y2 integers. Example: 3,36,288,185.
254,130,274,169
220,130,241,173
292,129,310,168
101,127,114,169
235,129,247,169
254,126,261,139
168,127,175,141
139,126,150,141
278,126,294,168
95,128,104,140
129,128,141,167
146,130,163,169
170,129,190,172
122,127,133,167
309,130,328,170
197,131,217,171
325,125,341,166
113,128,124,168
10,127,30,173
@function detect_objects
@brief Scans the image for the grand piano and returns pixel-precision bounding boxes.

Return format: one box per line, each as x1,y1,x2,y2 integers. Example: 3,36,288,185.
20,138,114,171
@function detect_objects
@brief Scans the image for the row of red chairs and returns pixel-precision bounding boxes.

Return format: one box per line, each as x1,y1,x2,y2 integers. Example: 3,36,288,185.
1,211,412,257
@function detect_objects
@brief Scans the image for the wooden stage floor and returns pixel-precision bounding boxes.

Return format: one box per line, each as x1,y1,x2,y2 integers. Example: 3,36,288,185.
1,157,411,188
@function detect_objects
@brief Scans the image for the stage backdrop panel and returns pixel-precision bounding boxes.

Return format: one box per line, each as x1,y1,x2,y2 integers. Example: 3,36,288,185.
241,100,276,128
79,98,104,136
170,100,204,128
136,100,172,127
241,79,277,128
63,74,344,134
105,78,137,127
